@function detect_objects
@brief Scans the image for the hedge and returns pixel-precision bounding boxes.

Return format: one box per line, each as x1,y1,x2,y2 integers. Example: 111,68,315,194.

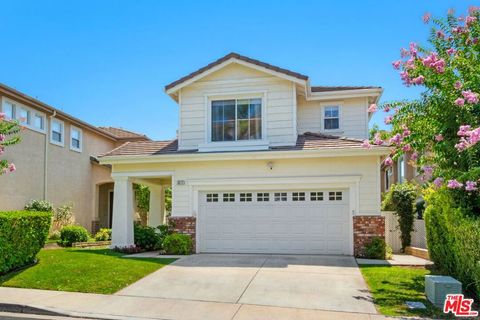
424,188,480,299
0,210,52,274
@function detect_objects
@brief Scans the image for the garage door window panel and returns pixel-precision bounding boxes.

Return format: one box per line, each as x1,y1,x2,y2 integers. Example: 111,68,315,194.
222,193,235,202
292,192,306,201
257,192,269,202
240,193,252,202
206,193,219,202
329,191,343,201
310,192,324,201
274,192,287,202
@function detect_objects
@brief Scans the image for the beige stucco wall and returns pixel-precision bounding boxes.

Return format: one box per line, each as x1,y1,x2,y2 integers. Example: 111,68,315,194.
0,94,116,231
111,154,382,218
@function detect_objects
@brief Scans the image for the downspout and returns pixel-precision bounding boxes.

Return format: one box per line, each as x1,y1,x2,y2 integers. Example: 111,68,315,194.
44,110,56,200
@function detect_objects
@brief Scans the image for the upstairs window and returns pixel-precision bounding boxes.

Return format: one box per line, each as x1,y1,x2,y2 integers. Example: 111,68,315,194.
50,119,64,146
211,98,262,142
3,101,15,119
34,114,45,130
324,106,340,130
70,127,82,152
18,107,31,125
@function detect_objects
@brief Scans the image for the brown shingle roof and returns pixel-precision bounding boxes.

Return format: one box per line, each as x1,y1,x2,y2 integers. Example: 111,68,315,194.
100,133,373,157
98,127,150,141
165,52,309,91
311,86,381,92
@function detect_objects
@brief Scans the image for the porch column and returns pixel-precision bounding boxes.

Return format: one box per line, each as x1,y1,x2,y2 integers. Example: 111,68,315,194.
111,176,134,247
148,185,165,227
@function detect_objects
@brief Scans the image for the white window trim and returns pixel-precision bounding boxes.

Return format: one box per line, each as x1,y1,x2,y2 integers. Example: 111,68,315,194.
199,91,269,152
397,155,405,183
70,126,83,152
50,118,65,147
321,103,343,133
1,97,47,133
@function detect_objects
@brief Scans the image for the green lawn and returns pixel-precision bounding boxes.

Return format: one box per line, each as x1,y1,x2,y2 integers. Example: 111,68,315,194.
0,248,176,294
359,265,452,318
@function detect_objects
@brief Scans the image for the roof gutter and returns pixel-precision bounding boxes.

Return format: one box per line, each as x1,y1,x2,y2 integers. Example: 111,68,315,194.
99,146,391,165
306,88,383,101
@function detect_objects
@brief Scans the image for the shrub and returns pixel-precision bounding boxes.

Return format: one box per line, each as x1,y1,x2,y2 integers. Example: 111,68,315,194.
49,230,61,241
25,200,53,212
162,233,192,255
156,223,174,249
363,237,389,260
94,228,112,241
60,225,90,247
134,223,160,250
424,188,480,299
0,211,51,274
382,182,418,251
52,203,74,231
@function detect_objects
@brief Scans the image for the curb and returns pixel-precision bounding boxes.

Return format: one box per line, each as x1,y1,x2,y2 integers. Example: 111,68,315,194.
0,303,108,320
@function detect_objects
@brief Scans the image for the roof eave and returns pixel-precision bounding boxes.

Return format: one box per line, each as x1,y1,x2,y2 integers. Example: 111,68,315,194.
307,88,383,101
99,146,391,165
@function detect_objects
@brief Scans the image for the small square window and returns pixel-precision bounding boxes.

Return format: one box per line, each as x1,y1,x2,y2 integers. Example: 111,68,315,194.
324,106,340,130
292,192,305,201
34,114,45,130
274,192,287,201
206,193,218,202
223,193,235,202
18,108,30,125
310,192,324,201
240,193,252,202
329,191,343,201
257,192,269,202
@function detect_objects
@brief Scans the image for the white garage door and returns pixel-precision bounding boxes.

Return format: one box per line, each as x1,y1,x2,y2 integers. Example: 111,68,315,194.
198,189,351,255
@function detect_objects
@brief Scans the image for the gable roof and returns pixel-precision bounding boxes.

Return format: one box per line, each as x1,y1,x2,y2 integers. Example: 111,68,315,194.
100,132,378,158
164,52,309,93
99,127,150,141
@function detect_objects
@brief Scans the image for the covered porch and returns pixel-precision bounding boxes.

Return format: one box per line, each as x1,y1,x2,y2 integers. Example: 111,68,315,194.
110,171,173,247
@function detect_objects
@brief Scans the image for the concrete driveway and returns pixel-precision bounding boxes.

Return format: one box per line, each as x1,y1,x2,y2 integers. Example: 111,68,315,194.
117,254,377,314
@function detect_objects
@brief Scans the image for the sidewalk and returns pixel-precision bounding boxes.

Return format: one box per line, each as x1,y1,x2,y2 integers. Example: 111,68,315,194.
0,287,390,320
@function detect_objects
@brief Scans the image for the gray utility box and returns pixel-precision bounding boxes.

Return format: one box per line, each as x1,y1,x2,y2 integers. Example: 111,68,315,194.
425,275,462,307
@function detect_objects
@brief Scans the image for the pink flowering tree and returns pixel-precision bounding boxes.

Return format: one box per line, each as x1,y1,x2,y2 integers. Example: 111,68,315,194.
0,113,21,175
367,7,480,213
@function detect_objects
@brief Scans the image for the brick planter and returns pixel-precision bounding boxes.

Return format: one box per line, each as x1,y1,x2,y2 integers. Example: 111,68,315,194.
169,216,196,252
353,215,385,257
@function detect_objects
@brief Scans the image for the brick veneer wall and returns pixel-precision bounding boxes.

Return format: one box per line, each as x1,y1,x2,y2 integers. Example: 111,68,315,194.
91,219,100,235
169,216,196,252
353,216,385,257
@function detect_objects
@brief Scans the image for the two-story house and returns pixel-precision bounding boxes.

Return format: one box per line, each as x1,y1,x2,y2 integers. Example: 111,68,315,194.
99,53,390,256
0,83,149,232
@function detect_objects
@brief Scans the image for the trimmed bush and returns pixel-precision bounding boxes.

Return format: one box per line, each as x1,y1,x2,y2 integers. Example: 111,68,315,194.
424,187,480,299
60,225,90,247
0,211,52,274
134,223,160,250
163,233,192,255
364,237,389,260
24,200,53,212
94,228,112,241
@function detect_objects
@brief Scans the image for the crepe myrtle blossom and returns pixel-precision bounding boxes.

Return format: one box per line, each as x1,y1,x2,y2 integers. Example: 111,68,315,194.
361,139,372,149
8,163,15,173
389,133,403,146
384,157,393,166
402,144,412,152
412,75,425,85
368,104,377,112
423,165,434,176
436,30,445,38
435,134,444,141
400,71,412,86
392,60,402,70
0,134,5,142
458,125,472,136
465,181,478,191
423,12,431,23
373,133,384,145
466,15,478,26
384,115,393,124
0,146,4,155
421,53,446,73
455,98,465,106
433,177,444,188
454,81,463,90
447,179,463,189
446,48,457,55
462,90,479,104
410,152,418,161
469,6,480,14
409,42,418,57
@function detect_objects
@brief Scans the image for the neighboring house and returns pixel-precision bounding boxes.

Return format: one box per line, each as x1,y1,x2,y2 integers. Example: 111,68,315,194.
0,83,149,232
99,53,390,256
380,152,417,193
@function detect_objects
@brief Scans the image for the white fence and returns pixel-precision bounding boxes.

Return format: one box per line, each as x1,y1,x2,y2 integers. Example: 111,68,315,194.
382,211,427,253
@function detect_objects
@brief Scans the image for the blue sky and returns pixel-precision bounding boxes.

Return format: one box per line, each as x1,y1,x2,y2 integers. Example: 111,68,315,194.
0,0,474,140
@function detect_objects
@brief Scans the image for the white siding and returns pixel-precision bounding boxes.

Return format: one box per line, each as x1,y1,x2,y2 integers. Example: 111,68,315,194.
178,63,296,150
297,96,368,139
113,155,381,218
